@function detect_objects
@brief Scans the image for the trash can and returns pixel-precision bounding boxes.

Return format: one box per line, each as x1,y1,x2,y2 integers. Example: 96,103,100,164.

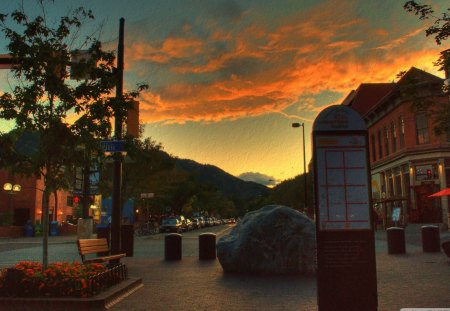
96,224,111,244
121,224,134,257
23,220,34,237
50,221,59,236
421,225,440,252
165,233,182,260
34,221,43,237
199,233,216,260
387,227,405,254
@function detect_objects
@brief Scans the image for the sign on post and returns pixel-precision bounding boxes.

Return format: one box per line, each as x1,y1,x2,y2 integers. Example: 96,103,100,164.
313,105,377,311
140,193,154,199
100,140,126,153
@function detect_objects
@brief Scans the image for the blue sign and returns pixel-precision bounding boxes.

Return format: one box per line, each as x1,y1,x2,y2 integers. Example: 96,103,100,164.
100,140,126,153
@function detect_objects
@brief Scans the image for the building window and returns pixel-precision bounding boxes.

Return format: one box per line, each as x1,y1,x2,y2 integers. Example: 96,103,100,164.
399,115,405,149
391,121,397,153
371,134,376,162
67,196,74,207
387,171,394,196
415,112,429,144
384,126,389,156
394,168,401,196
378,129,383,159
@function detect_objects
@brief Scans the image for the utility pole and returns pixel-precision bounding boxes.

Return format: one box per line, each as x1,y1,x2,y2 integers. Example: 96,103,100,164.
111,18,124,256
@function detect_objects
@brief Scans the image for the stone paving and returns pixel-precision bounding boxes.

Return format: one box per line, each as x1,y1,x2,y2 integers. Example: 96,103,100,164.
0,225,449,311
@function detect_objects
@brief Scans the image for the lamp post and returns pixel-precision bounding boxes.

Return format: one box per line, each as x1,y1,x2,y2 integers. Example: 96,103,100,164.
3,183,21,221
291,123,308,214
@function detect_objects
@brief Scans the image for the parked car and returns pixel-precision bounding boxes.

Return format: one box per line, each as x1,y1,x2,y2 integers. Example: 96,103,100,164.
159,217,183,233
192,218,201,229
205,217,213,227
183,218,194,231
198,217,206,228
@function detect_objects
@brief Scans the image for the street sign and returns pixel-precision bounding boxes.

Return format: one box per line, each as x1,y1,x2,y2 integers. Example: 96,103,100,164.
100,140,126,153
312,105,377,311
140,193,154,199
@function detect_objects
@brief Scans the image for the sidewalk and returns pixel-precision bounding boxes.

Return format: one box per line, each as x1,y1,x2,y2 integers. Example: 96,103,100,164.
0,226,449,310
112,225,450,311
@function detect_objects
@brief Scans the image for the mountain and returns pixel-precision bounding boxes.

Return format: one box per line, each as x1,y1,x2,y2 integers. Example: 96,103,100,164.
175,158,270,201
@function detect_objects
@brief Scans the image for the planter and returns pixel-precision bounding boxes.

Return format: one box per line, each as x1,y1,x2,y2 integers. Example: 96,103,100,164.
0,277,143,311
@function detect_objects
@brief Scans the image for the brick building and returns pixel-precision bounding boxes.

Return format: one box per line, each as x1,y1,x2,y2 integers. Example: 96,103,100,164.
0,169,74,226
342,67,450,229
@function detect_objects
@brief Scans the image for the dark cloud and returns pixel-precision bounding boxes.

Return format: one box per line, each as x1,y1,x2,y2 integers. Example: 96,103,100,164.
212,0,244,22
239,172,277,186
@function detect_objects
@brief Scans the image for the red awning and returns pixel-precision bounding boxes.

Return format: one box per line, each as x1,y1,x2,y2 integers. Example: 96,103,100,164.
428,188,450,197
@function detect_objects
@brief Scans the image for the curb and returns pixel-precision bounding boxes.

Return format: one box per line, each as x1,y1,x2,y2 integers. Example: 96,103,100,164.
0,277,143,311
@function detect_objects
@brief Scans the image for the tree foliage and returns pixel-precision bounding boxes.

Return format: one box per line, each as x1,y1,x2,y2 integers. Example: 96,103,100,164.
403,1,450,137
404,1,450,75
0,2,119,268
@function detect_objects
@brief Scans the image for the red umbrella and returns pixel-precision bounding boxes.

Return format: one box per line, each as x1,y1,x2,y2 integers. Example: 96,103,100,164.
428,188,450,197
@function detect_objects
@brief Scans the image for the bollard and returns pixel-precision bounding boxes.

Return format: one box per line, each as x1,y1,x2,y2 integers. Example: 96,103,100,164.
442,241,450,258
199,233,216,260
421,225,440,253
165,233,182,260
387,227,405,254
121,224,135,257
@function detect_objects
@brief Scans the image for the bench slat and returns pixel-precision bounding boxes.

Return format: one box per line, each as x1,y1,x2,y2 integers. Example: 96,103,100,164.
77,238,126,264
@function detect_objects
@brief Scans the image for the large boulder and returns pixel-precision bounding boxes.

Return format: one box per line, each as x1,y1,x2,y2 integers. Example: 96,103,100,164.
217,205,316,274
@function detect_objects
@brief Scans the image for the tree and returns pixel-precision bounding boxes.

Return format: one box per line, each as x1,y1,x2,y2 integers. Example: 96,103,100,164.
404,1,450,134
404,1,450,45
404,1,450,75
98,136,175,209
0,2,118,268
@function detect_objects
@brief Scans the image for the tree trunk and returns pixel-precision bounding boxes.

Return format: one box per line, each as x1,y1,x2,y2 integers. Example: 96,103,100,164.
53,190,58,222
42,188,50,269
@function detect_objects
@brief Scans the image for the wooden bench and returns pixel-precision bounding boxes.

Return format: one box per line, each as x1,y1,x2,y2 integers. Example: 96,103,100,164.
77,238,126,264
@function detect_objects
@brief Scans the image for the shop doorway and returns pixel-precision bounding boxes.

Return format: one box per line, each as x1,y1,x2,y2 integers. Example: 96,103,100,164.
414,184,442,223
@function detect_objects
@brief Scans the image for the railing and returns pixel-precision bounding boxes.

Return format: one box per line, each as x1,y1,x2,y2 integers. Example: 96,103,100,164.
89,263,128,294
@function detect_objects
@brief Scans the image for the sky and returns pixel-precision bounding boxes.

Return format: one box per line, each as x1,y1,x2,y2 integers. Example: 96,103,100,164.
0,0,448,186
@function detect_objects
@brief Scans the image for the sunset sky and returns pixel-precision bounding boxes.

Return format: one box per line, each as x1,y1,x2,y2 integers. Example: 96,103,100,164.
0,0,448,186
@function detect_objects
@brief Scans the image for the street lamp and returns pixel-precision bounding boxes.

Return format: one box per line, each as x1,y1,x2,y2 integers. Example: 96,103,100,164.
3,183,21,193
291,123,308,214
3,183,21,216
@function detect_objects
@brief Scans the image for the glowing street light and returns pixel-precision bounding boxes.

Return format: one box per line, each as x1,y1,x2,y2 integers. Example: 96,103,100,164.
3,183,21,193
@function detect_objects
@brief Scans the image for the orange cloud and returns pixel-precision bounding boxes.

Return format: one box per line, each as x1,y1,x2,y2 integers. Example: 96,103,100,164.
373,28,425,50
129,36,205,64
126,1,444,125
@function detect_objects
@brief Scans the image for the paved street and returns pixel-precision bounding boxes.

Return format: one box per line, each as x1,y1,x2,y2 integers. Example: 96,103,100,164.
0,224,449,310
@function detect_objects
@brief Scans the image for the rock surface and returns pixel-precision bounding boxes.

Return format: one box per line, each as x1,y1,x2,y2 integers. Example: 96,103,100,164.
217,205,316,274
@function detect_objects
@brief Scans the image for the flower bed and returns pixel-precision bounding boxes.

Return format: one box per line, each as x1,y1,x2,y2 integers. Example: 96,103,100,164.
0,261,123,298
